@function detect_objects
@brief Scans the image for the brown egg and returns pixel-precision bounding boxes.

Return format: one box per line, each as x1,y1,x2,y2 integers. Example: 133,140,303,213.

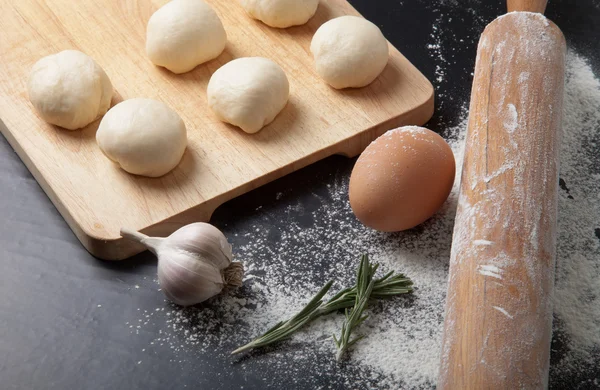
349,126,456,232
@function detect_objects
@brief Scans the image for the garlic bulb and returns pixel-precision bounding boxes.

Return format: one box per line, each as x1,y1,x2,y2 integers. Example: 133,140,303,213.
120,223,244,306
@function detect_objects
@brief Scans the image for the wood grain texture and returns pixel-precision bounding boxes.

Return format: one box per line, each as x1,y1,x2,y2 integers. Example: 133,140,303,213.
0,0,433,260
507,0,548,13
438,12,565,390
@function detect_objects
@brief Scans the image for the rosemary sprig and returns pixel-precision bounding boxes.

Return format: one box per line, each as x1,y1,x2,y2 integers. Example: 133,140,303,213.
333,255,377,361
231,254,413,355
231,281,333,355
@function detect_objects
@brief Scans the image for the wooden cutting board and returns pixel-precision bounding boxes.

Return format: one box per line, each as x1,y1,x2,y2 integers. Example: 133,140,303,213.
0,0,434,260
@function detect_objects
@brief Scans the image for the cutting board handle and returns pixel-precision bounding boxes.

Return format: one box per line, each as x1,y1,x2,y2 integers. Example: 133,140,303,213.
507,0,548,13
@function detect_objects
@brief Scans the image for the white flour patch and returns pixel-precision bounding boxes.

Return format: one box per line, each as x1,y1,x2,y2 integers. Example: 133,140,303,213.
125,1,600,381
504,103,519,133
493,306,514,319
478,264,504,279
551,51,600,365
128,51,600,388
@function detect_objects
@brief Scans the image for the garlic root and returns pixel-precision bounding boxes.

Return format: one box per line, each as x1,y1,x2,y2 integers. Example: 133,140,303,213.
223,262,244,287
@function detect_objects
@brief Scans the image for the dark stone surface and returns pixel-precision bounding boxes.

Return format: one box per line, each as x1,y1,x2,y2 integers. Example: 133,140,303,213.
1,1,599,389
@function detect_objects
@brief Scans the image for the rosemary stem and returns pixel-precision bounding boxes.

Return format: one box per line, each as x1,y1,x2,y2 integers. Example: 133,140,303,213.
231,255,413,356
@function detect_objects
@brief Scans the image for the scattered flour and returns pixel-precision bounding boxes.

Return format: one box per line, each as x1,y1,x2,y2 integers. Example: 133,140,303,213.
128,49,600,389
551,52,600,370
119,0,600,384
425,1,488,131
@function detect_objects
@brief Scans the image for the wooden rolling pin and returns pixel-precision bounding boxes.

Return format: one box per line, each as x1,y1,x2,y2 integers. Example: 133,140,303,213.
438,1,566,389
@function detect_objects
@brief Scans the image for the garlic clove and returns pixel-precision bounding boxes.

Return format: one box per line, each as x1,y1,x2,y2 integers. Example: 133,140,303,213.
160,248,225,285
157,250,224,306
165,223,233,270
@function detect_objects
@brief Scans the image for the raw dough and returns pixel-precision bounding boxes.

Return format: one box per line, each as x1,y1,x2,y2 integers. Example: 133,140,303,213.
240,0,319,28
207,57,289,134
146,0,227,74
310,16,389,89
27,50,113,130
96,98,187,177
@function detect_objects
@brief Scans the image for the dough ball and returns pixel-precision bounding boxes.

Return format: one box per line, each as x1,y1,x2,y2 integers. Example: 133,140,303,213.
240,0,319,28
310,16,389,89
207,57,289,134
96,98,187,177
146,0,227,74
27,50,113,130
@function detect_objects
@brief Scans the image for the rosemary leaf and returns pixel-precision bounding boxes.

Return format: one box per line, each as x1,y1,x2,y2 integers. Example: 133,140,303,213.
333,254,377,361
230,281,333,355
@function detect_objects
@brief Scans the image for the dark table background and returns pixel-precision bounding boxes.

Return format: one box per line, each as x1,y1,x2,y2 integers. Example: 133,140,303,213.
1,1,599,389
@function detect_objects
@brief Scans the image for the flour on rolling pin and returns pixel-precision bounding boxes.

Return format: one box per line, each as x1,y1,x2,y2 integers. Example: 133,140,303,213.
457,11,563,293
439,11,566,389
